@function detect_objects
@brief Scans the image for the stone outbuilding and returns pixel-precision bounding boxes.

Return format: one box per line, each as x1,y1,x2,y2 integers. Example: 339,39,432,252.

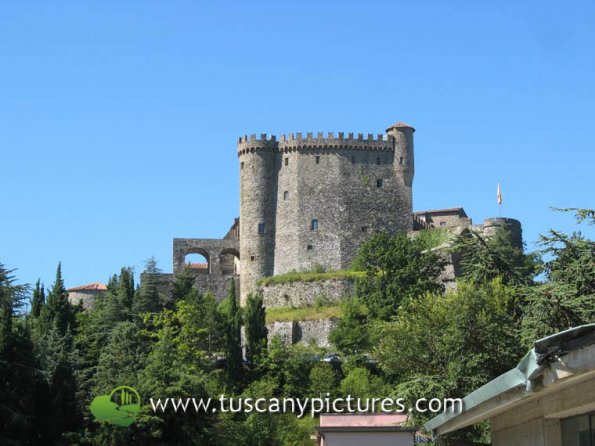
67,282,107,309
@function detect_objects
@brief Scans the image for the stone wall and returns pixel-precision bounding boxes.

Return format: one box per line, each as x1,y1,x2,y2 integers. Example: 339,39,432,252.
67,290,105,310
257,278,356,308
237,123,415,302
267,317,339,347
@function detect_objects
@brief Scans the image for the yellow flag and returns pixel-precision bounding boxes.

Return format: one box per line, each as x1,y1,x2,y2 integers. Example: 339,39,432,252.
497,182,502,205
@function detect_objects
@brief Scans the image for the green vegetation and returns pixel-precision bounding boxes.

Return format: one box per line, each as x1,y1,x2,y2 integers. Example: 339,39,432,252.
0,208,592,445
414,227,452,249
257,269,364,286
266,304,342,323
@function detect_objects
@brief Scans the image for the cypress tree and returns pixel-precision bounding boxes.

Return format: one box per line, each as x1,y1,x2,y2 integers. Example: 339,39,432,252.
244,293,268,365
42,263,74,336
223,281,243,386
117,267,135,308
31,279,45,318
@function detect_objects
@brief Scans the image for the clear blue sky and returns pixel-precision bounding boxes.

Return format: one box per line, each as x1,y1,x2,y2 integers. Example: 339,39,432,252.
2,0,593,290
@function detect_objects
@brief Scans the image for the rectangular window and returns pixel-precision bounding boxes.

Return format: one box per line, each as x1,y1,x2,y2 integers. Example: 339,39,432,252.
250,255,255,261
376,179,383,188
399,157,403,165
285,158,289,166
310,219,319,230
316,156,320,164
361,226,368,232
258,223,266,234
307,245,313,250
561,412,594,446
283,191,289,200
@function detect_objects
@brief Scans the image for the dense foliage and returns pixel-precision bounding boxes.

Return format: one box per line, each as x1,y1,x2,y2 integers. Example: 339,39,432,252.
0,209,592,445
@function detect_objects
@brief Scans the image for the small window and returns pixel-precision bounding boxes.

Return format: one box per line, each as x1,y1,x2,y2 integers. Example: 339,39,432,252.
285,157,289,166
399,157,403,165
250,255,255,261
376,157,380,165
258,223,266,234
241,161,244,170
310,219,319,231
283,191,289,200
439,222,447,227
316,156,320,164
307,245,313,250
351,156,355,164
376,179,383,188
361,226,368,232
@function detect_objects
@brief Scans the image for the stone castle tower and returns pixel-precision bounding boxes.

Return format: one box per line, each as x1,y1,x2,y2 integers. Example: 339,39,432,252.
237,122,416,303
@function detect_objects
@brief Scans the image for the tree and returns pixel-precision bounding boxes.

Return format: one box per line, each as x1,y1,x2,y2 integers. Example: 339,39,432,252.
243,293,267,366
40,263,74,336
374,279,523,440
0,263,29,351
172,268,196,302
117,267,135,309
521,210,594,344
221,281,243,386
30,279,45,318
353,232,445,320
452,227,538,287
133,259,162,314
329,296,370,356
309,362,340,397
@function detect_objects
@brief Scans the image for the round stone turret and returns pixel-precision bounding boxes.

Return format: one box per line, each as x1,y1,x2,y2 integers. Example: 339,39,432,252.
238,134,278,304
482,217,523,250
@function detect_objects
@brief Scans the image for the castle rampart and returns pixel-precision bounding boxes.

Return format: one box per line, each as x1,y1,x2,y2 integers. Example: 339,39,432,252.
237,122,415,303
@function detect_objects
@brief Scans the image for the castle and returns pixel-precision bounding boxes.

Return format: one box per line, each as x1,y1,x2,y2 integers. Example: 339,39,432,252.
154,121,522,323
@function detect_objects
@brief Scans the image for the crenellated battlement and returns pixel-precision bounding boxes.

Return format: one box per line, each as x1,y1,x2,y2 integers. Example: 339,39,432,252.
237,131,393,155
237,134,278,155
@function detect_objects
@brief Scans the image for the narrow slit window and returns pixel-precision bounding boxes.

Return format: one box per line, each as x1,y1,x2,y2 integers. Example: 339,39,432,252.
285,157,289,166
316,156,320,164
399,157,404,165
241,161,244,170
310,219,319,231
376,179,383,188
351,156,356,164
376,157,380,165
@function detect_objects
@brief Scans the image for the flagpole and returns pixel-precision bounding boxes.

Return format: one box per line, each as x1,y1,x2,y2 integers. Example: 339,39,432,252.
497,181,502,217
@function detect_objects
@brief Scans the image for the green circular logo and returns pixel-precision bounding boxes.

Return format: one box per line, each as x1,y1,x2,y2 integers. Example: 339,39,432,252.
90,386,141,427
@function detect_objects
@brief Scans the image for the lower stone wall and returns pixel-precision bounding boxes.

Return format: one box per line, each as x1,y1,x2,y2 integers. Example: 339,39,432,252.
267,318,339,348
258,278,355,308
68,290,105,310
144,272,238,303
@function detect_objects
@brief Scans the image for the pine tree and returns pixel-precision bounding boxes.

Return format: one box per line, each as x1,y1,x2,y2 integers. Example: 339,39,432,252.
244,293,268,365
31,279,45,318
223,281,243,386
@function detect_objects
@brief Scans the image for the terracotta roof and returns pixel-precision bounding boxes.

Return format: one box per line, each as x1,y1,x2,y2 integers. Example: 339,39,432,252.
67,282,107,292
187,262,209,269
386,121,415,132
